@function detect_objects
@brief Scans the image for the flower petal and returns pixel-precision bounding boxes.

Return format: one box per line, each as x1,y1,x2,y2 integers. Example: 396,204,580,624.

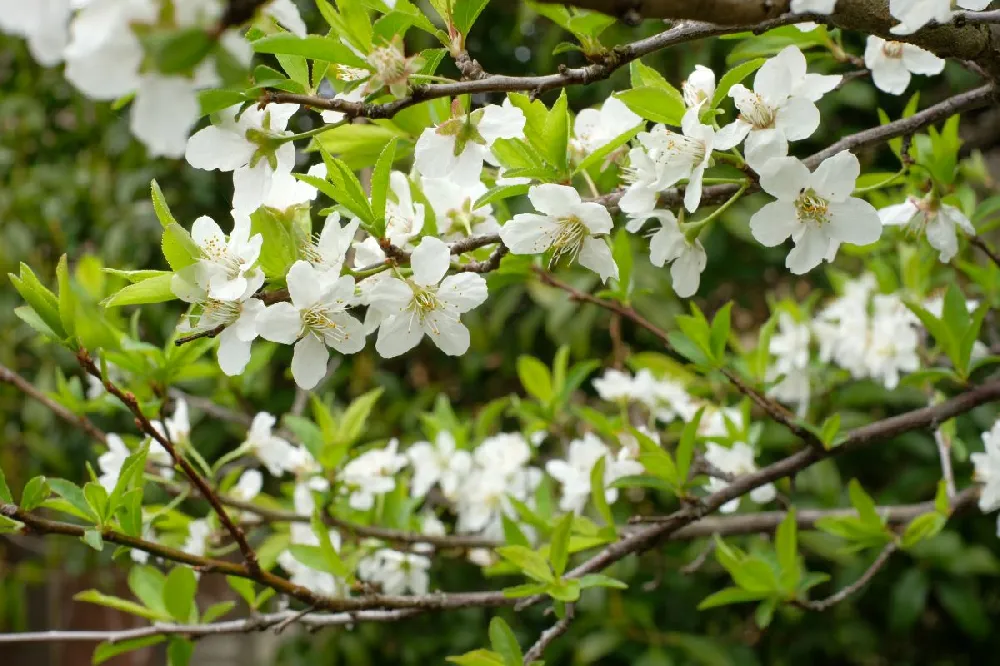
578,236,619,283
499,214,559,254
438,273,489,313
292,334,329,390
422,311,471,356
809,150,859,202
775,96,820,141
827,198,882,246
878,200,919,226
256,302,302,344
786,225,831,274
750,200,800,247
758,157,810,200
286,260,324,308
528,183,581,216
410,236,450,287
217,326,253,376
376,313,424,358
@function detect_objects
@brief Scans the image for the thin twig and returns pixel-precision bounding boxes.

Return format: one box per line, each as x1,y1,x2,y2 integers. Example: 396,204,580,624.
970,235,1000,269
0,363,108,445
798,541,899,611
934,427,957,500
76,350,262,576
523,604,575,664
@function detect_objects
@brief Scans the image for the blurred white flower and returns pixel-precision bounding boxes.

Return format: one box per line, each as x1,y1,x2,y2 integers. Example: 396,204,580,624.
571,97,642,156
407,431,472,500
358,549,431,596
879,195,974,263
243,412,295,477
865,37,945,94
341,439,408,511
704,442,775,513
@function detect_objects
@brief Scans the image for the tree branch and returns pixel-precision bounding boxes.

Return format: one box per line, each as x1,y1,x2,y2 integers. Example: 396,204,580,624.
797,541,899,611
523,604,575,664
76,350,263,576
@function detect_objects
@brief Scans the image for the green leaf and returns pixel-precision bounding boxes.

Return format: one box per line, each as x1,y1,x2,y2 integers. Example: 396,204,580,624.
56,254,75,338
589,456,615,531
711,58,766,112
474,183,531,209
901,512,946,549
150,180,178,228
10,264,65,339
577,573,628,590
447,649,506,666
848,479,883,529
333,387,385,456
496,545,554,583
674,407,704,487
249,207,298,279
0,466,12,504
74,590,170,622
754,598,777,628
129,566,169,617
20,476,50,511
775,508,801,591
93,636,166,665
201,600,236,623
48,478,98,522
168,637,194,666
102,274,177,308
82,529,104,551
161,223,200,272
573,123,641,175
517,355,554,403
488,617,523,666
369,138,399,237
312,511,350,577
502,582,549,598
163,566,198,623
549,513,573,577
541,89,570,173
709,302,732,362
227,576,257,608
615,86,685,126
629,60,673,91
546,577,582,602
83,482,109,524
253,34,368,68
452,0,490,34
697,586,769,609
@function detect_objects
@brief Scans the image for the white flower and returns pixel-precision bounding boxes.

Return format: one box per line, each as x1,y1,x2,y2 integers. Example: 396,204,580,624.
278,516,345,597
972,422,1000,527
370,236,488,358
257,261,366,390
473,433,533,477
593,369,634,401
571,97,643,156
767,312,812,414
716,46,841,168
414,101,526,178
0,0,74,66
183,518,212,557
185,103,299,214
454,435,540,536
890,0,990,35
682,65,716,109
627,209,706,297
864,37,945,95
879,195,974,263
231,469,263,502
703,442,776,513
98,434,130,492
358,549,431,596
264,0,307,36
151,398,191,446
621,108,741,215
243,412,294,477
406,431,472,500
501,183,618,282
183,213,264,302
301,212,361,278
749,151,881,274
341,439,408,511
421,175,499,240
263,163,327,212
546,433,642,514
864,294,921,389
384,172,426,244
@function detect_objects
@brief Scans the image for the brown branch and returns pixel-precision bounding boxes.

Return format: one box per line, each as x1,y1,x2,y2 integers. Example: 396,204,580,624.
970,235,1000,269
0,363,108,445
533,269,823,449
523,604,575,664
797,541,899,611
76,350,262,576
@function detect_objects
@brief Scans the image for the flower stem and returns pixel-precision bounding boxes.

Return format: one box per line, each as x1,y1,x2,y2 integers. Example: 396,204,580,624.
279,118,349,144
682,184,747,242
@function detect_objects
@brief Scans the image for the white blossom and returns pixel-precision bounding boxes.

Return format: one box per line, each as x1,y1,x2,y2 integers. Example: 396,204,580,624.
879,195,974,262
791,0,837,11
340,439,408,511
243,412,295,477
182,518,212,557
704,442,776,513
406,431,472,500
682,65,716,109
890,0,990,35
263,163,327,212
415,101,526,179
151,398,191,446
571,97,643,156
185,104,299,214
621,108,741,215
972,421,1000,534
264,0,307,36
370,236,488,358
749,151,881,274
384,172,425,244
231,469,263,502
454,435,541,536
358,549,431,596
501,183,618,282
627,209,706,297
301,212,361,278
257,261,366,390
716,46,841,168
546,433,643,514
97,434,130,492
767,312,812,415
0,0,74,66
181,213,264,302
864,37,945,94
421,174,499,240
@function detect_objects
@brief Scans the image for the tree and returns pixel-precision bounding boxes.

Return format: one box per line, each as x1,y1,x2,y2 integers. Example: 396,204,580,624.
2,0,1000,663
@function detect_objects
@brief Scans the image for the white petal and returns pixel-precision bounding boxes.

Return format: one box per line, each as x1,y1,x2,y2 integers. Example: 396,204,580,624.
879,200,919,226
367,277,413,314
266,0,307,36
670,244,707,298
410,236,450,287
871,58,912,95
191,216,225,247
578,237,619,283
750,200,800,247
257,302,302,344
794,74,842,102
744,129,789,169
232,162,271,214
574,201,614,235
775,97,820,141
185,126,254,172
478,103,526,144
528,183,581,216
786,225,831,274
926,213,960,262
758,157,810,200
902,44,945,75
286,260,324,309
292,334,329,390
414,130,460,178
438,274,488,313
684,164,706,213
217,326,252,376
131,76,199,158
827,198,882,245
809,150,859,202
327,313,367,354
376,313,424,358
499,214,559,254
423,311,471,356
754,47,798,104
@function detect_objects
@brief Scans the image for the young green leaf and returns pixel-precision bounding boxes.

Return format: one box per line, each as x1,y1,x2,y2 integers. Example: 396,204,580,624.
488,617,523,666
549,512,573,577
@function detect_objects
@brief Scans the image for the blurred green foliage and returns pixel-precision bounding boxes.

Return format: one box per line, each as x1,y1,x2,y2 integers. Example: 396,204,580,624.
2,3,1000,665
